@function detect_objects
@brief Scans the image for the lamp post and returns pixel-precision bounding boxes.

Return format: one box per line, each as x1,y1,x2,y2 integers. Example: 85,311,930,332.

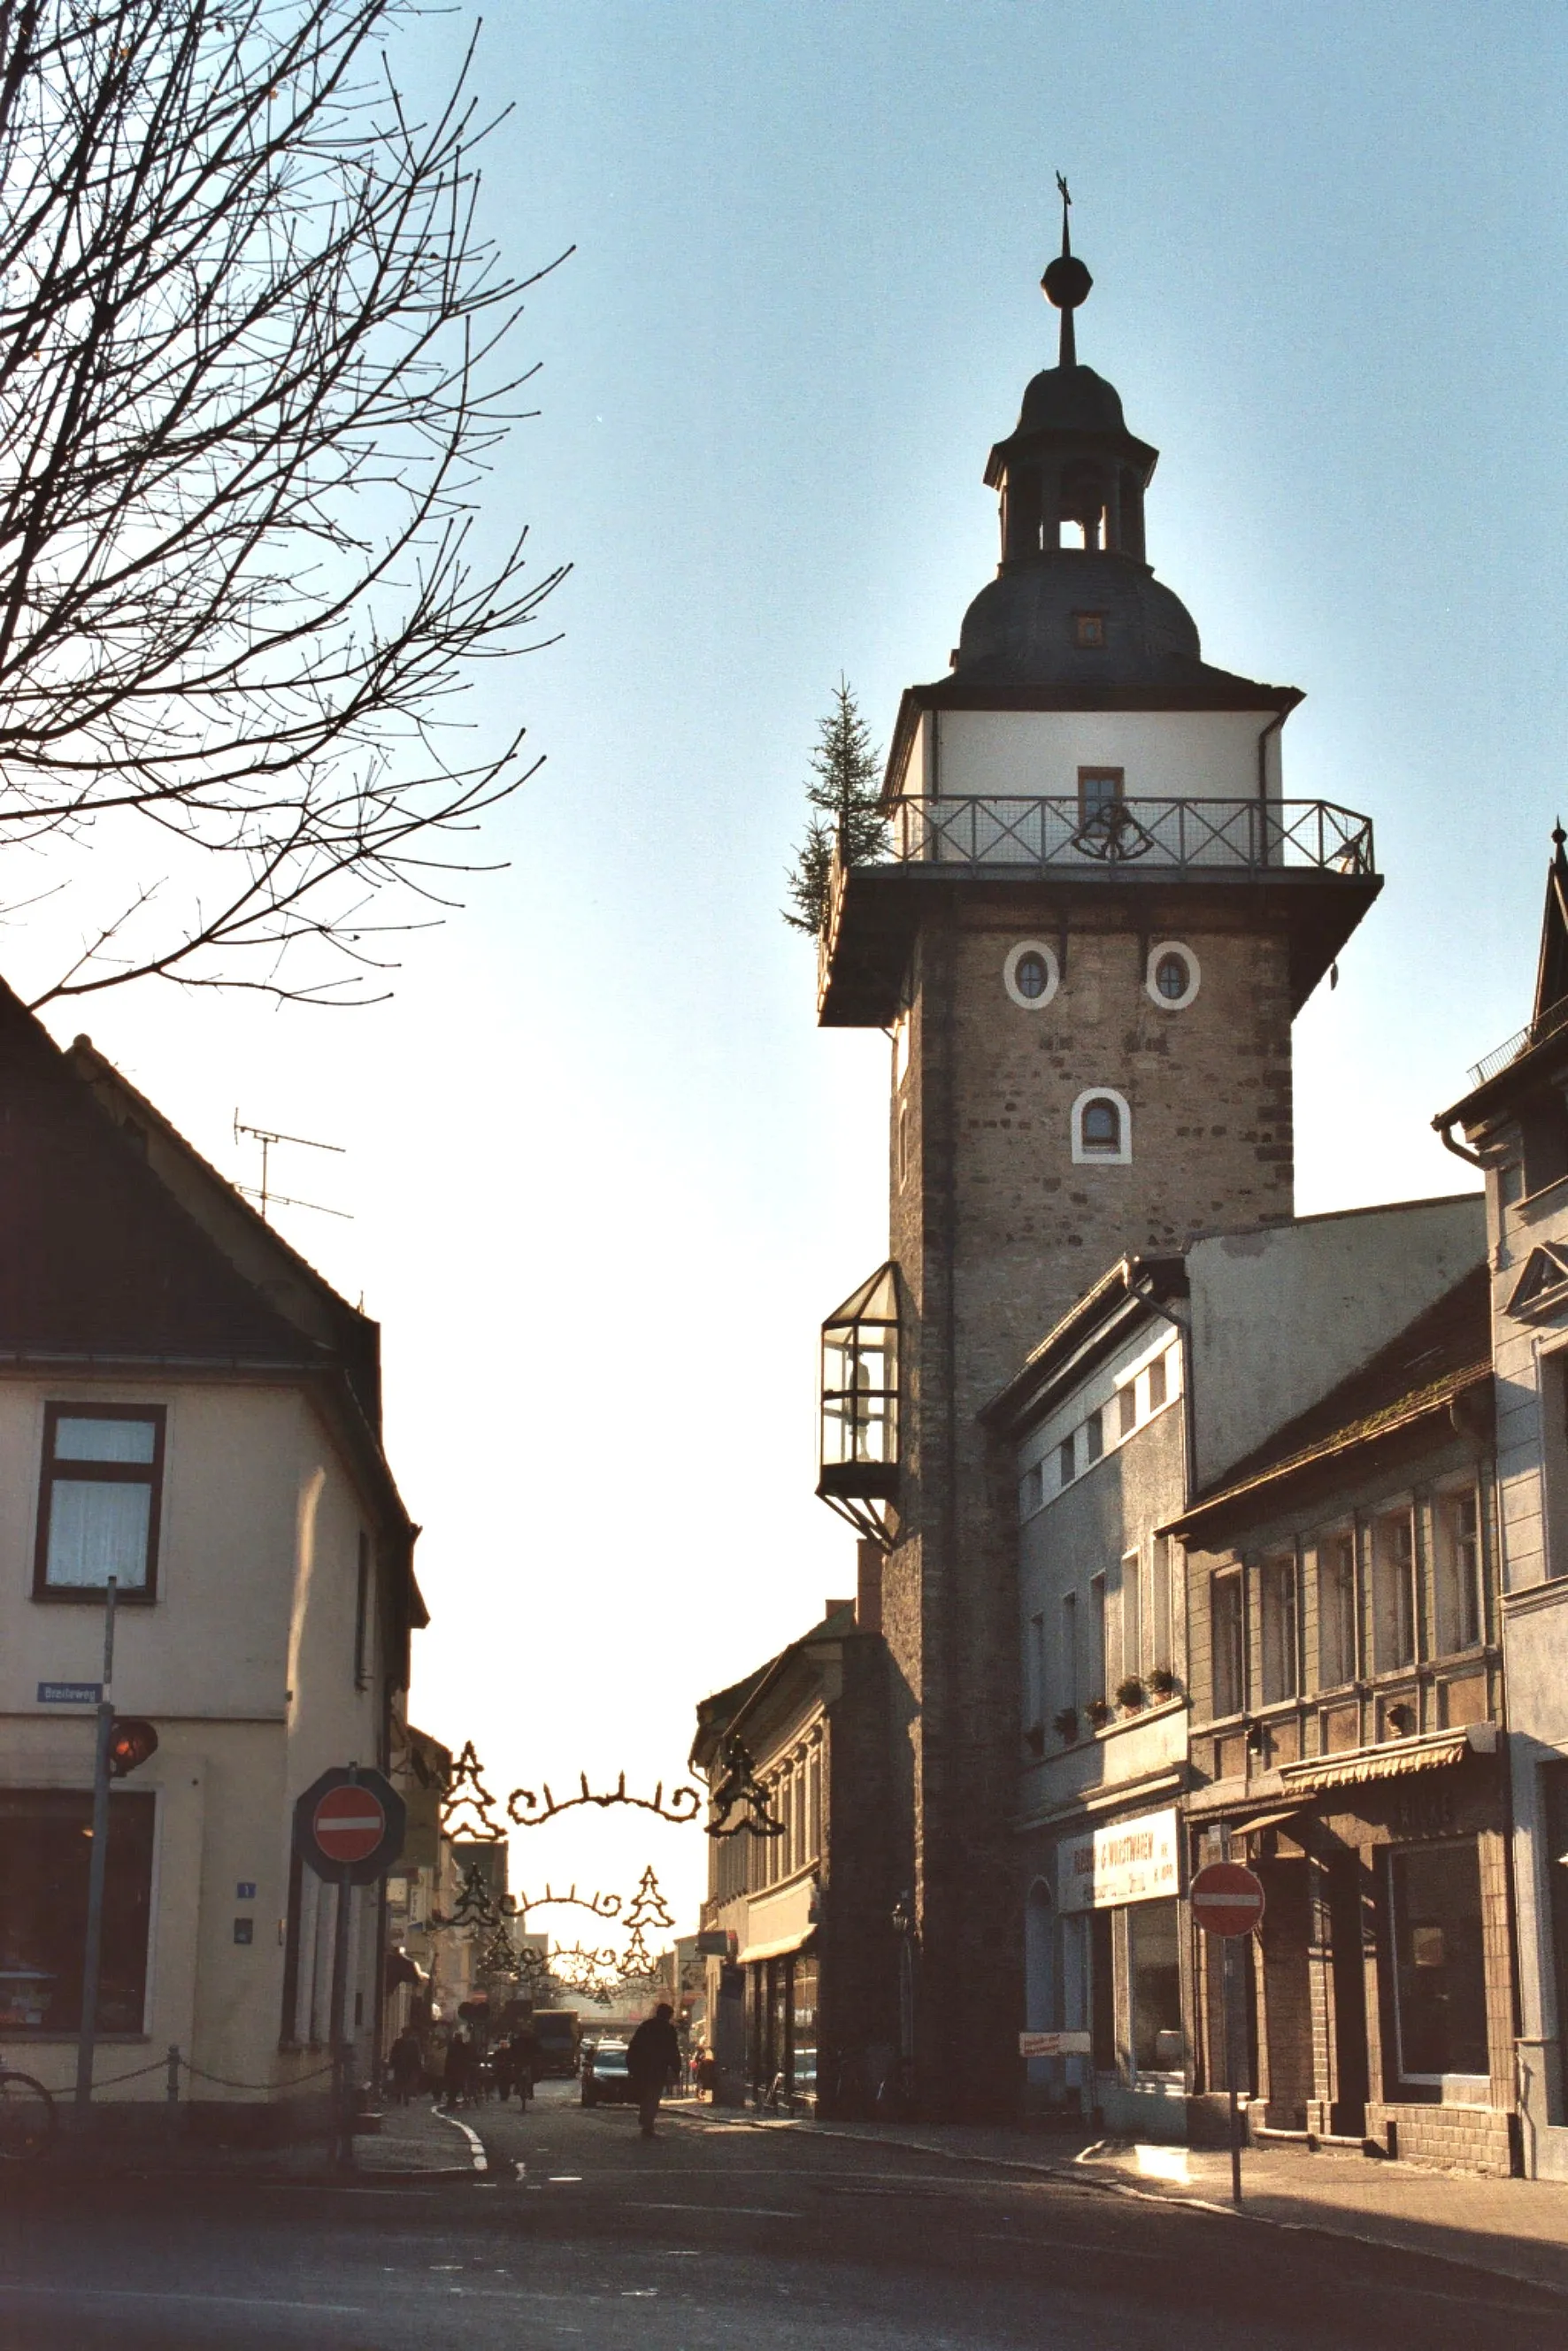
74,1577,118,2111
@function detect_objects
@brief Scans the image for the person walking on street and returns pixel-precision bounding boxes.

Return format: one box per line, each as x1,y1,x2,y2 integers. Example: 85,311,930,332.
388,2030,423,2106
442,2030,472,2111
514,2025,536,2104
627,2002,681,2140
494,2040,514,2103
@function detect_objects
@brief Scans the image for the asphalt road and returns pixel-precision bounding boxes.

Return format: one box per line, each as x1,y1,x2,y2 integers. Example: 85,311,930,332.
1,2081,1562,2351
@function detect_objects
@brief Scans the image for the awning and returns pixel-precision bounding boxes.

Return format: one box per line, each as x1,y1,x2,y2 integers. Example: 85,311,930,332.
737,1928,817,1968
1280,1721,1496,1801
1230,1807,1305,1840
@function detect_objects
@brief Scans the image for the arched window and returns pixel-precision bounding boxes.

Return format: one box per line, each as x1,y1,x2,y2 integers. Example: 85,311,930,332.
1072,1087,1132,1165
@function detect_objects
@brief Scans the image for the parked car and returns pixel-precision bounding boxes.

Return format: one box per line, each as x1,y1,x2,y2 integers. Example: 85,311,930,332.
580,2040,633,2108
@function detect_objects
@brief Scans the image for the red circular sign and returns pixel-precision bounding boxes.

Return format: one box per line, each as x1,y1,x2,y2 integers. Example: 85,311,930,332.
312,1782,388,1864
1190,1860,1265,1938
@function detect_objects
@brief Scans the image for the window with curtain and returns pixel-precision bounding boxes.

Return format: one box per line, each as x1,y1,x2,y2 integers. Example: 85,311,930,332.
1260,1554,1299,1704
1433,1488,1481,1655
1372,1509,1417,1671
35,1405,165,1598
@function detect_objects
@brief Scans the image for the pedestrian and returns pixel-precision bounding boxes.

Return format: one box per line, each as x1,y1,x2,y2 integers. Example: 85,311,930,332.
626,2001,681,2140
514,2024,536,2104
494,2040,514,2103
388,2029,423,2106
442,2030,471,2110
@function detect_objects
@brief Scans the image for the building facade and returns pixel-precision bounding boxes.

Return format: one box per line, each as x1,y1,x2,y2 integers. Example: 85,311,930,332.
1435,829,1568,2178
990,1198,1482,2140
812,219,1380,2117
692,1580,895,2115
0,988,423,2132
1172,1264,1514,2172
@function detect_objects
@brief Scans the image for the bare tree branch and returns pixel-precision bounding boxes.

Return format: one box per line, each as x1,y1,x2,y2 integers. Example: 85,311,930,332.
0,0,569,1004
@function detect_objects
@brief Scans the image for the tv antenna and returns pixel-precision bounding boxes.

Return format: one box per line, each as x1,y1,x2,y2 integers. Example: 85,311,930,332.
233,1114,350,1224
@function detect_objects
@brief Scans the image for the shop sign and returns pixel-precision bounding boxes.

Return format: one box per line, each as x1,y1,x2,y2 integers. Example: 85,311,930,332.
1018,2030,1092,2057
1057,1807,1179,1913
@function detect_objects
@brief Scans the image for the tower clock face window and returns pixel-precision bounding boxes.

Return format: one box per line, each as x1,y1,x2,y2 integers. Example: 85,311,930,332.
1147,941,1200,1010
1003,940,1060,1010
1072,1088,1132,1165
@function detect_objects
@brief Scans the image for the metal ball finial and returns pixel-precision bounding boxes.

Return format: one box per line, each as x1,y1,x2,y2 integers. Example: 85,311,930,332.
1043,173,1090,363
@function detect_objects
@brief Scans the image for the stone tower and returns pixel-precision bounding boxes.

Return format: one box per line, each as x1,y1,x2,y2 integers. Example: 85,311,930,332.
814,209,1381,2119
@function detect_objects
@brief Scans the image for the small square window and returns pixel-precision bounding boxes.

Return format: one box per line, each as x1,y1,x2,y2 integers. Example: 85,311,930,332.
35,1405,165,1600
1073,612,1106,649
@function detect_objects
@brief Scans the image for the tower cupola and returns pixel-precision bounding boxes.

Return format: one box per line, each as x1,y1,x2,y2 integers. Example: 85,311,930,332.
959,189,1201,689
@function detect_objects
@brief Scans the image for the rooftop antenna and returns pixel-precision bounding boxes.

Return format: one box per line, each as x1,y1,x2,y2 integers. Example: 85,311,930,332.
1041,171,1092,368
233,1113,350,1223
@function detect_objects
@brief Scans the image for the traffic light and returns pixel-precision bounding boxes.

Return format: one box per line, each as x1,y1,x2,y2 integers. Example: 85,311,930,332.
108,1717,158,1778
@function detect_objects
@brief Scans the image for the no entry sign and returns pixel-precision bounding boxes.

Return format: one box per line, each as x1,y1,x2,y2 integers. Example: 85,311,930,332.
293,1764,405,1885
1190,1860,1265,1938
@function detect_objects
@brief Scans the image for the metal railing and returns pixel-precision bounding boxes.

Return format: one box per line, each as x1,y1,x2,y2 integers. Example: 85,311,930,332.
1467,994,1568,1090
876,794,1376,876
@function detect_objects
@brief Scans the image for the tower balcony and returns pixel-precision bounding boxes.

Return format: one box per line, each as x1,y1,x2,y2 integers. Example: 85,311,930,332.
817,793,1379,1028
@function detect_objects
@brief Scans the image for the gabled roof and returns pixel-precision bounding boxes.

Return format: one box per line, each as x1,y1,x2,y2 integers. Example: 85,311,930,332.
1533,825,1568,1029
0,978,315,1369
689,1603,857,1773
1164,1264,1490,1540
65,1033,380,1423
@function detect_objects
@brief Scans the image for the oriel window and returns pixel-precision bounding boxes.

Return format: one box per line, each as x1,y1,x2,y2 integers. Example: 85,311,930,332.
35,1405,165,1599
818,1264,899,1543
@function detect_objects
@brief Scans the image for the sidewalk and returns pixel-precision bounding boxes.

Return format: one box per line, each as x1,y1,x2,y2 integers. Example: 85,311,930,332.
675,2107,1568,2298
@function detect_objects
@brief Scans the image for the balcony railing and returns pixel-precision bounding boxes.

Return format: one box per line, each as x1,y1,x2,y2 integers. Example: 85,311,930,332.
1466,994,1568,1090
873,794,1375,876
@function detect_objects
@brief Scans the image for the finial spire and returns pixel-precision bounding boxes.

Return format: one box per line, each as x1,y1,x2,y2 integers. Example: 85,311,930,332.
1041,173,1092,369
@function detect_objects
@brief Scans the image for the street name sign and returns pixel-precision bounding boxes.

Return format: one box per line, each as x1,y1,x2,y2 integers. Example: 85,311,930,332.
1191,1860,1265,1938
292,1765,405,1886
37,1681,102,1704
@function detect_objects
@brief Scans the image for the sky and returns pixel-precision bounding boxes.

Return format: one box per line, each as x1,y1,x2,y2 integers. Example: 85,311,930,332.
27,0,1568,1935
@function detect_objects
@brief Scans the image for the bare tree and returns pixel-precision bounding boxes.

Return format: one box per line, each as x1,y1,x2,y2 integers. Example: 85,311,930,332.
0,0,569,1006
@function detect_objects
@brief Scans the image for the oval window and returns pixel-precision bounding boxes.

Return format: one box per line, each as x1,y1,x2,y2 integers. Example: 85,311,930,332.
1003,941,1059,1010
1146,941,1200,1010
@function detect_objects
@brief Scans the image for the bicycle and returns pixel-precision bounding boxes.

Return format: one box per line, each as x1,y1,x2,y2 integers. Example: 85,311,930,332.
0,2069,55,2162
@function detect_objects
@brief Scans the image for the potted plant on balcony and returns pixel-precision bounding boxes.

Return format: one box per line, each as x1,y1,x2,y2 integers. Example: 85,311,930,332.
1115,1674,1147,1711
1052,1707,1080,1745
1148,1664,1180,1700
1085,1695,1113,1732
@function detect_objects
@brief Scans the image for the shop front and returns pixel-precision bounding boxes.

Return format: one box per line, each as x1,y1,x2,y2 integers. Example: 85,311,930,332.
1194,1728,1518,2172
739,1873,820,2112
1049,1803,1188,2140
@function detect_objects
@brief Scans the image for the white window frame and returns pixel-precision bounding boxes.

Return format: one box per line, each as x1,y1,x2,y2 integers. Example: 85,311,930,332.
1146,941,1201,1010
1003,940,1061,1010
1072,1087,1132,1166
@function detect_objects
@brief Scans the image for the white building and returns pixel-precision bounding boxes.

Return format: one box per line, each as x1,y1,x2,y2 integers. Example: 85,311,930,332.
1436,830,1568,2178
0,989,424,2136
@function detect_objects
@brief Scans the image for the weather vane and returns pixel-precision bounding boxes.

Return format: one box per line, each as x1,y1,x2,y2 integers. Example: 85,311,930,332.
1042,170,1091,366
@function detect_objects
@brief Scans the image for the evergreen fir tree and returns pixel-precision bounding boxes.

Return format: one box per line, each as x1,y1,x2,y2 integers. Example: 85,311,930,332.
783,679,888,936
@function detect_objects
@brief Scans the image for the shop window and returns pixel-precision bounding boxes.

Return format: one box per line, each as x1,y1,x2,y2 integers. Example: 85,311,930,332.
35,1404,165,1599
1372,1509,1417,1671
1433,1487,1482,1655
1544,1763,1568,2116
1316,1532,1357,1687
791,1952,819,2103
1129,1900,1184,2076
1388,1840,1489,2086
1260,1554,1299,1704
0,1789,155,2033
1211,1571,1245,1718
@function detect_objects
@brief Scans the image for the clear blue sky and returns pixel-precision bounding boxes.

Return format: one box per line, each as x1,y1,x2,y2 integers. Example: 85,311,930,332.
50,0,1568,1927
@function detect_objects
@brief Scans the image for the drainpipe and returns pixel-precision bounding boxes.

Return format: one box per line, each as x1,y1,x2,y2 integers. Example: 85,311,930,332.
1432,1114,1485,1171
